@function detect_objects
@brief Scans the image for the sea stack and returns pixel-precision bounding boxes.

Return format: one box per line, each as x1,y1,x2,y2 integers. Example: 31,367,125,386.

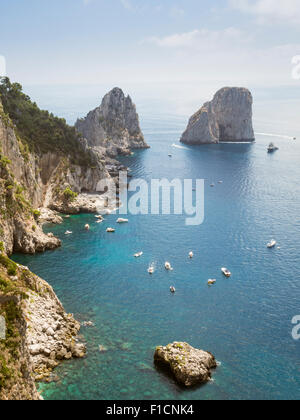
75,87,149,157
180,87,255,145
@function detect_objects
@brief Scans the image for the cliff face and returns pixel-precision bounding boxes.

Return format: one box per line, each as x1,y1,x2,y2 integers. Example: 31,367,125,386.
181,87,255,145
0,88,109,256
75,87,149,157
0,255,86,400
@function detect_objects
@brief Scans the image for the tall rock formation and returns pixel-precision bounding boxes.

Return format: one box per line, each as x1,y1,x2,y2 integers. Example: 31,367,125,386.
181,87,255,145
75,87,149,157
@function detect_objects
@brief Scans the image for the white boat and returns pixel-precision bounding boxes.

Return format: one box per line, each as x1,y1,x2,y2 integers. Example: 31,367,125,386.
208,279,216,286
267,240,277,248
65,231,72,235
218,181,223,184
117,218,128,224
165,262,173,271
221,268,232,277
148,265,155,275
134,252,143,258
95,215,103,219
85,224,90,231
170,286,176,293
210,183,215,187
106,228,115,233
96,220,103,224
189,252,194,259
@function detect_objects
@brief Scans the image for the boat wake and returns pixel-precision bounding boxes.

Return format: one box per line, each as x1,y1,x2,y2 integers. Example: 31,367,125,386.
172,143,189,150
255,132,295,140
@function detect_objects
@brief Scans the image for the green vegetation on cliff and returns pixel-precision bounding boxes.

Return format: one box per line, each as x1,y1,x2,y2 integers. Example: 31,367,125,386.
0,77,96,167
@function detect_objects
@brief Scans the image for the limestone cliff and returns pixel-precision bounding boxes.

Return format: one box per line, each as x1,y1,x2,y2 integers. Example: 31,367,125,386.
181,87,255,145
75,87,149,157
0,79,109,255
0,254,86,400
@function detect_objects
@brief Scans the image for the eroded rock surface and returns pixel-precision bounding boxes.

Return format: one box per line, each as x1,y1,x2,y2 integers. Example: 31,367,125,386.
181,87,255,145
154,342,217,387
75,87,149,157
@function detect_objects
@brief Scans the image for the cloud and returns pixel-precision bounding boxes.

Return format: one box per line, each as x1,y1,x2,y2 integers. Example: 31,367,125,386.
229,0,300,23
143,27,246,50
120,0,134,10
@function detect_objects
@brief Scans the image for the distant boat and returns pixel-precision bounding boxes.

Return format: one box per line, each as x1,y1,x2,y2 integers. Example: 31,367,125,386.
267,240,277,249
148,265,155,275
106,228,115,233
134,252,143,258
221,268,232,278
208,279,216,286
210,183,215,187
268,143,279,153
165,262,173,271
65,231,72,235
189,252,194,259
117,218,128,224
168,154,172,157
170,286,176,293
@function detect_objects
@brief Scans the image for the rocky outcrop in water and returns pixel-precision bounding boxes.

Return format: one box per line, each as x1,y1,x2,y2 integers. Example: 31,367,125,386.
75,87,149,157
181,87,255,144
0,256,85,400
154,342,217,387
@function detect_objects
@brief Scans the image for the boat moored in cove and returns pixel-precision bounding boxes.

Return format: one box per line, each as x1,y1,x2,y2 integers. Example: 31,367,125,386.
267,240,277,248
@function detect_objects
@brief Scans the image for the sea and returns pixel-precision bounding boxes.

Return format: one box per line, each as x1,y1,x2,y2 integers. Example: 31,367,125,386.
12,83,300,400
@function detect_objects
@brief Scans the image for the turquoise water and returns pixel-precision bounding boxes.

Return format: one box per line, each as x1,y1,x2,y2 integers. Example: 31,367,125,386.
13,91,300,400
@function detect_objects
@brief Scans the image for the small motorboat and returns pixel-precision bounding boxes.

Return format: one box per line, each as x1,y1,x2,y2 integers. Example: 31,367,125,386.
65,231,72,235
96,219,103,224
148,265,155,275
218,181,223,184
170,286,176,293
106,228,115,233
165,262,173,271
189,252,194,259
85,224,90,231
134,252,143,258
168,154,172,158
95,215,103,219
267,143,279,153
117,218,128,224
221,268,232,278
210,183,215,187
267,240,277,248
208,279,216,286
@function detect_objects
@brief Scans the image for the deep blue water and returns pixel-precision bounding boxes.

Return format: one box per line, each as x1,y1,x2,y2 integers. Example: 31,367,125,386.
12,93,300,400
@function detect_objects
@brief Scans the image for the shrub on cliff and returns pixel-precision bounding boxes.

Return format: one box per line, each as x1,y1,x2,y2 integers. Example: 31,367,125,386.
0,77,95,167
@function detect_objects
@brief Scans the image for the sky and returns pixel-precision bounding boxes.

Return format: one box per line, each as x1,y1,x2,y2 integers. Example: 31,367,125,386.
0,0,300,111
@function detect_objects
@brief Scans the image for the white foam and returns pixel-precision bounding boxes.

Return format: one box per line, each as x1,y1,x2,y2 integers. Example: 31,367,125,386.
171,143,189,150
255,132,294,140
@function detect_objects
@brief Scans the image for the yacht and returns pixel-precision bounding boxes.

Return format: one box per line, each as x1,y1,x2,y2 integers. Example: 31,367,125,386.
221,268,232,277
208,279,216,286
165,262,173,271
148,265,155,275
170,286,176,293
267,240,277,248
117,218,128,224
106,228,115,233
65,231,72,235
267,143,279,153
134,252,143,258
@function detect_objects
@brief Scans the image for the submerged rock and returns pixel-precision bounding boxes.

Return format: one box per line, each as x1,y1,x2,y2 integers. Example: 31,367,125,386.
154,342,217,387
181,87,255,145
